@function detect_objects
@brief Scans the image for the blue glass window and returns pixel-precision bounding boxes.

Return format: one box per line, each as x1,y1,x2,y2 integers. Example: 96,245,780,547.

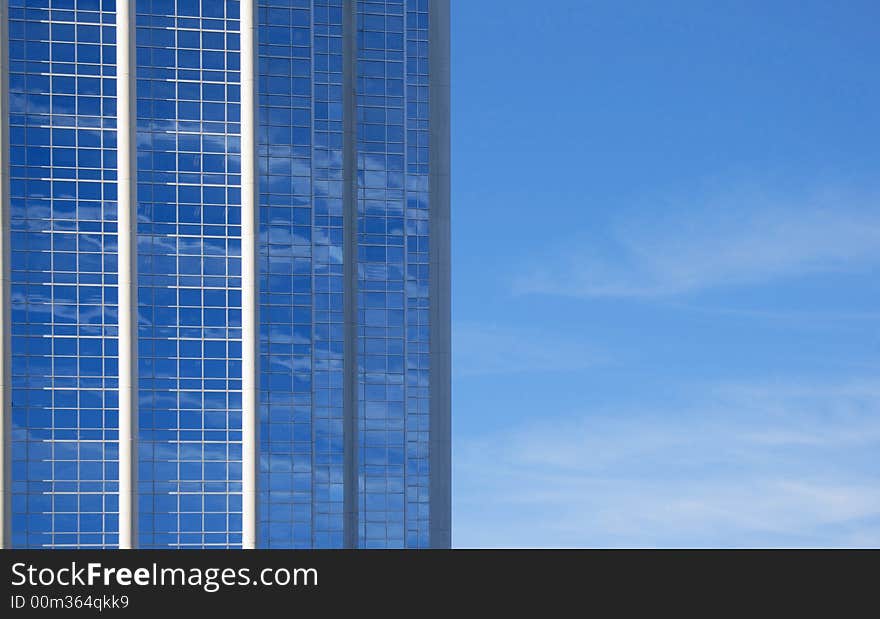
136,0,243,549
356,0,430,549
9,0,120,549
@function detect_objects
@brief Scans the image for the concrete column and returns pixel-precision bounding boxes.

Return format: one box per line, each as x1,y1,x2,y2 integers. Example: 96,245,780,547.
116,0,139,550
240,0,259,550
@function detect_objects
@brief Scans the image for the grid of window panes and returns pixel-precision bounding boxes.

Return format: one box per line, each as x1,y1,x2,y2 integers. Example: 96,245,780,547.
403,0,430,549
310,0,345,547
135,0,243,548
8,0,120,549
256,0,315,548
257,0,345,549
356,0,409,548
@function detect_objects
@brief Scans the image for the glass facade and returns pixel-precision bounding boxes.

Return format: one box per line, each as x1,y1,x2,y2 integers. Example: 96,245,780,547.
8,0,119,549
356,0,430,549
256,0,346,549
135,0,243,549
2,0,448,550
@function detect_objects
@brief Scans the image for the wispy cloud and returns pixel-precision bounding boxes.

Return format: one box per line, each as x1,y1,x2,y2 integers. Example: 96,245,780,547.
453,322,607,377
513,188,880,298
454,378,880,547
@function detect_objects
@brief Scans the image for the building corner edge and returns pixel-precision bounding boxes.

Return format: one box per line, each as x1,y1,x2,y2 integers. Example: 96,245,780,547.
428,0,451,549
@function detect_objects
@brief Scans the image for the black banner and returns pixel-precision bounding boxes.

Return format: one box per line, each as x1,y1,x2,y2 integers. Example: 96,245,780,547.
1,550,876,613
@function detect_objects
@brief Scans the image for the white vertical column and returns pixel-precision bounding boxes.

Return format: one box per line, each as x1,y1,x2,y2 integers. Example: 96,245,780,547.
116,0,138,549
0,0,12,550
239,0,259,550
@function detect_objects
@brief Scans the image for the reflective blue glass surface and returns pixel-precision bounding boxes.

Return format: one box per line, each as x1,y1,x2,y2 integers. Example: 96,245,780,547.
256,0,346,549
135,0,243,548
8,0,120,549
6,0,442,549
356,0,430,548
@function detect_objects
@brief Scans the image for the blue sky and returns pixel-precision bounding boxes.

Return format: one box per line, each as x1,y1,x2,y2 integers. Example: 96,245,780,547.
450,0,880,547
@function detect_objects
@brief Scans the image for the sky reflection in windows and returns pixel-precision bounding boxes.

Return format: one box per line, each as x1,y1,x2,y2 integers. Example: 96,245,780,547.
136,0,244,549
8,0,437,549
8,0,120,549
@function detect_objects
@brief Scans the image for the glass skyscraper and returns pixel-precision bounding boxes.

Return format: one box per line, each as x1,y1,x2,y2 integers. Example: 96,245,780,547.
0,0,450,549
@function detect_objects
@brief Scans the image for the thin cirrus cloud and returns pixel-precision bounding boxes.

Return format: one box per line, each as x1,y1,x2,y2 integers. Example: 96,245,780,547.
454,379,880,548
513,188,880,299
452,322,607,377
